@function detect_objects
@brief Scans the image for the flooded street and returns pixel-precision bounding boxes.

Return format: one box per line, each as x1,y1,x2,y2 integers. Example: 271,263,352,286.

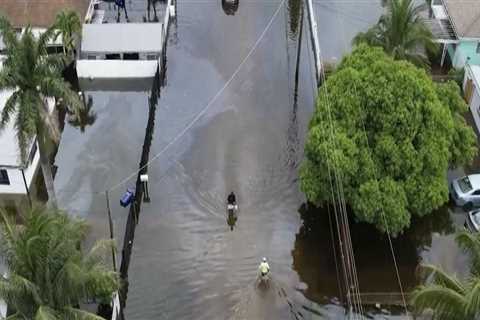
53,0,473,319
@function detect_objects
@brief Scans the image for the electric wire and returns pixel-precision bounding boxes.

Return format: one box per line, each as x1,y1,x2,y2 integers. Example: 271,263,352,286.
332,0,411,314
105,0,288,193
303,2,358,316
308,0,366,316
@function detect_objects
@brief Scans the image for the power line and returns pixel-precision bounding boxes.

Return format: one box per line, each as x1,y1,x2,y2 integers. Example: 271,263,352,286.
105,0,288,193
332,2,411,316
306,0,367,316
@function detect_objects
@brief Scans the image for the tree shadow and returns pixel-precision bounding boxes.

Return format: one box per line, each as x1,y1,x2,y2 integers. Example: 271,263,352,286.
291,202,455,305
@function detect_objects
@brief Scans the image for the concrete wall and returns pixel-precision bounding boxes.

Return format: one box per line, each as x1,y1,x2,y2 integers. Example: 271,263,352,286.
451,41,480,68
464,66,480,134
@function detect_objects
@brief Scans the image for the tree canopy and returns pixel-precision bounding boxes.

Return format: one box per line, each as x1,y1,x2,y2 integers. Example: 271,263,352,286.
0,206,119,319
300,45,477,234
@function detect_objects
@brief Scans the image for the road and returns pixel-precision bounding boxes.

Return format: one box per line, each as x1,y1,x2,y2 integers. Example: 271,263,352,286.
53,0,471,319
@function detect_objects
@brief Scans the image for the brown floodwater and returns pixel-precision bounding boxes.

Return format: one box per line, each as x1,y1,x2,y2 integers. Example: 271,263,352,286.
52,0,473,319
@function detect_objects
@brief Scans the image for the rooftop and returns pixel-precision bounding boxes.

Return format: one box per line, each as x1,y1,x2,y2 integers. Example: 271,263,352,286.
81,23,163,53
0,0,90,28
443,0,480,38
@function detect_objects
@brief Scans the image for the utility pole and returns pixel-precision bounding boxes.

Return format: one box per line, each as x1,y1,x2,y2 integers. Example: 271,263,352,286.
21,168,32,208
105,191,117,272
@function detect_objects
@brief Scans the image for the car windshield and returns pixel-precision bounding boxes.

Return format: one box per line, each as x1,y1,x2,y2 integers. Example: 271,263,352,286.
459,176,473,193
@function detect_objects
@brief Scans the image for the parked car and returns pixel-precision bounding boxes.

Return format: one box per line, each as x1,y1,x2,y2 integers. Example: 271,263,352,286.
465,209,480,232
450,174,480,209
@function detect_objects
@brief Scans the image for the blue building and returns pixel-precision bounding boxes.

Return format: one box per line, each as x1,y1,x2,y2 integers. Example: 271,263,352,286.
431,0,480,68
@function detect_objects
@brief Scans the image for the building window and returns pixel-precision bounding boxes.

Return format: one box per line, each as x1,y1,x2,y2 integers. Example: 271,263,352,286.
105,53,121,60
477,42,480,54
123,52,139,60
0,169,10,185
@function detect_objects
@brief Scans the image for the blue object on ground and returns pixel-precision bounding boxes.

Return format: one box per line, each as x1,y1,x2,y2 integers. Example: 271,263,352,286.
120,188,135,207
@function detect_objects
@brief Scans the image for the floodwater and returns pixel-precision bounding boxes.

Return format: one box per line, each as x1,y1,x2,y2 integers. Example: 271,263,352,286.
53,0,473,319
313,0,383,63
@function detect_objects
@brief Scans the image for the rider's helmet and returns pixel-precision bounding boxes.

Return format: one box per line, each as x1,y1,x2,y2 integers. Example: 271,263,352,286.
262,257,267,262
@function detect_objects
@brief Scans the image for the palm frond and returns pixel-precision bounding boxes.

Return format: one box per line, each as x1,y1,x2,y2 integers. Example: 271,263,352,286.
456,231,480,275
34,306,59,320
411,284,468,319
353,0,436,66
418,264,465,293
0,91,19,130
64,307,106,320
465,278,480,317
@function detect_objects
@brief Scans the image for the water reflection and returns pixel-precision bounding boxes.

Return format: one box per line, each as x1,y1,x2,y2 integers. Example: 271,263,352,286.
292,203,456,307
226,210,237,231
287,0,302,40
146,0,161,22
222,0,239,16
67,94,97,133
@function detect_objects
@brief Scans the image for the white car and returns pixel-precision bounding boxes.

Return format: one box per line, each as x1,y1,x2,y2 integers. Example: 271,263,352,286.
465,209,480,232
450,174,480,209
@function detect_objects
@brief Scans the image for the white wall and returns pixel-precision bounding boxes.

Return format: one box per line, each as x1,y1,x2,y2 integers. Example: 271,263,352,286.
0,142,40,195
468,83,480,135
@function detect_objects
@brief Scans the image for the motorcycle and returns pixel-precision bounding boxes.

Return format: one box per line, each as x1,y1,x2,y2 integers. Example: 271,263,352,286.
227,200,238,231
257,271,270,288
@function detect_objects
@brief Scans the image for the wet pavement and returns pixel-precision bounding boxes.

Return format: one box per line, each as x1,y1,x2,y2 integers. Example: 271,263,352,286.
53,0,475,319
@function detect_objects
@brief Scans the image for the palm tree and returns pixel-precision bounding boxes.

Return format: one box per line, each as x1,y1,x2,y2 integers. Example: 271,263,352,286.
53,10,81,64
0,17,83,207
411,230,480,319
0,206,119,319
353,0,438,67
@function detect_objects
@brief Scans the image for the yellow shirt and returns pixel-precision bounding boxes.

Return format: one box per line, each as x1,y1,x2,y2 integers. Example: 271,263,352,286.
259,262,270,274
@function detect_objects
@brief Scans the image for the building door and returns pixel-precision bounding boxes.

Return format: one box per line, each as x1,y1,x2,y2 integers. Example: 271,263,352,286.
465,79,474,104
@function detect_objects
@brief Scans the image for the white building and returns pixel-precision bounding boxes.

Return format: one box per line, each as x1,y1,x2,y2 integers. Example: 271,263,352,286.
77,0,175,81
76,23,163,80
464,64,480,133
0,68,55,208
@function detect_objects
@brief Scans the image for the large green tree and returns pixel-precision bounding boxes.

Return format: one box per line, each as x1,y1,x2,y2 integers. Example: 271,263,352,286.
0,17,83,207
0,206,119,319
353,0,438,67
411,231,480,319
300,45,477,234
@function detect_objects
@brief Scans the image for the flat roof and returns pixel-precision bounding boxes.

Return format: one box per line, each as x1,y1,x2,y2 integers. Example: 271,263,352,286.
0,0,89,28
81,23,163,53
444,0,480,38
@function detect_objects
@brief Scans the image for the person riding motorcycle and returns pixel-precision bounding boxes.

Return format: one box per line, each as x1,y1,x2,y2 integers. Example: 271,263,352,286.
258,257,270,278
227,191,236,205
